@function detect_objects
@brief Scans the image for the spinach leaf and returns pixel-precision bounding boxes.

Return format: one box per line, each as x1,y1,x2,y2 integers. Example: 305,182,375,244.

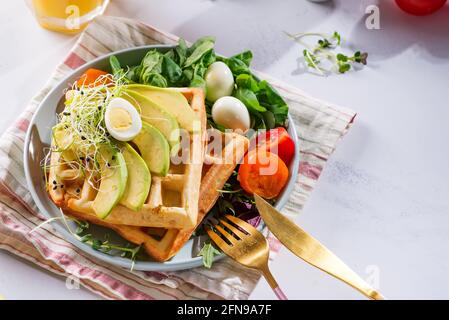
187,36,215,55
235,74,259,92
190,73,206,90
184,37,215,68
234,87,267,113
162,55,183,86
141,50,162,73
257,80,289,126
126,65,140,83
262,110,276,129
145,73,168,87
138,50,168,86
231,50,253,66
175,38,188,66
226,56,250,75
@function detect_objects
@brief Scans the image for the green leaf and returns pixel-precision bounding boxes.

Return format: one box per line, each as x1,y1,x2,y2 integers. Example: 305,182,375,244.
109,55,122,75
234,87,266,113
235,74,259,92
231,50,253,66
141,50,163,72
190,73,206,90
198,242,221,268
262,111,276,129
139,50,165,84
226,57,250,75
338,63,351,73
162,55,183,85
257,80,288,126
126,65,140,82
184,37,215,68
91,239,102,251
187,36,215,55
145,73,168,87
332,31,341,45
175,38,188,66
336,53,348,62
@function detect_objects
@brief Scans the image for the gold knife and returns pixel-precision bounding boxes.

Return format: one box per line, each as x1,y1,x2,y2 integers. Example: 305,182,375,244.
254,194,385,300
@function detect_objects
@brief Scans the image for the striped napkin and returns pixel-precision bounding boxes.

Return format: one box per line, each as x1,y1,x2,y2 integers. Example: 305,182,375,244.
0,16,356,300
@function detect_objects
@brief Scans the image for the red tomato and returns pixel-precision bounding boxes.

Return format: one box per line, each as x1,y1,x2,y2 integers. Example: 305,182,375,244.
76,68,112,87
238,150,289,199
395,0,447,16
253,127,295,166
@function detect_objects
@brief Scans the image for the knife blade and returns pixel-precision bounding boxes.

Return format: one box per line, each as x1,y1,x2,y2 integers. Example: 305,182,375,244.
254,193,384,300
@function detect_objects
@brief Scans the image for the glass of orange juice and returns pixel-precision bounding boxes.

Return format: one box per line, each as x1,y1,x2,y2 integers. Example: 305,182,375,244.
26,0,109,34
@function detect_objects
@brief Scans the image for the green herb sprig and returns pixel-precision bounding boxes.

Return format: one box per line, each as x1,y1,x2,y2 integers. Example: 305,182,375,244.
285,31,368,75
198,242,221,268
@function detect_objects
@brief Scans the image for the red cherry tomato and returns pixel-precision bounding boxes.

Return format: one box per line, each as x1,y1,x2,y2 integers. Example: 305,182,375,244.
238,150,289,199
395,0,447,16
253,127,295,166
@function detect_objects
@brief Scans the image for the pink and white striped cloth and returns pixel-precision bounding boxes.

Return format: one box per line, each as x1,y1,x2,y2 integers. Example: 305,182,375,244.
0,16,356,300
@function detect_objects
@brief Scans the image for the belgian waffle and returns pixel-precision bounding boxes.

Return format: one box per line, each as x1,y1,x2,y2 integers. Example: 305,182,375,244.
64,130,248,261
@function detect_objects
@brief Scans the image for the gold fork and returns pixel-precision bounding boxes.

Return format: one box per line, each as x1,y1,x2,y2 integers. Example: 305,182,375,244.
206,214,288,300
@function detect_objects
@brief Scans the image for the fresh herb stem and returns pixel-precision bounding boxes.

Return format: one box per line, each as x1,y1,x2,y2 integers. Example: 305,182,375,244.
286,31,368,75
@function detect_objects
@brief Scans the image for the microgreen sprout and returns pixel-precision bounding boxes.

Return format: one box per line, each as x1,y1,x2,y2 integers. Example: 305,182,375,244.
285,31,368,75
44,73,137,188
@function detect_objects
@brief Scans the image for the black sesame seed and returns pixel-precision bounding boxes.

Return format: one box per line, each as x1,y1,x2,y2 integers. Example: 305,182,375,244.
60,185,64,188
81,136,86,140
53,186,57,190
106,162,111,167
52,180,56,184
76,188,81,193
111,156,115,160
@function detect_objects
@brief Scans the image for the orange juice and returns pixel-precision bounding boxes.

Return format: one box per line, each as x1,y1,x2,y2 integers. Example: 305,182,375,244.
30,0,109,34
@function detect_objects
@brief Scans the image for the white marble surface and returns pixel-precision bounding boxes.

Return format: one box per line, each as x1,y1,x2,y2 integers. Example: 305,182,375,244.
1,0,448,300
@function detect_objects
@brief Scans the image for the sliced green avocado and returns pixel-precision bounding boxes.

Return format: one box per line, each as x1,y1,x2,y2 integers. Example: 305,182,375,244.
132,122,170,176
92,146,128,219
119,143,151,211
125,84,199,132
123,90,180,155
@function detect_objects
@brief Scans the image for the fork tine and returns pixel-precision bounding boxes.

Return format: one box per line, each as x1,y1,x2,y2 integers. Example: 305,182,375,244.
214,225,238,245
205,226,230,251
225,214,258,234
219,218,247,239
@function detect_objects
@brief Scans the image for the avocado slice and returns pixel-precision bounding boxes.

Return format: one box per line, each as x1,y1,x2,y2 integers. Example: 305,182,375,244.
125,84,199,132
123,90,180,155
119,143,151,211
92,147,128,219
132,122,170,176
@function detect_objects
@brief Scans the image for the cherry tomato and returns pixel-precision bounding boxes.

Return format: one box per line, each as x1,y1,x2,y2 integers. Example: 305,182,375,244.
395,0,447,16
238,150,289,199
253,127,295,166
76,68,112,87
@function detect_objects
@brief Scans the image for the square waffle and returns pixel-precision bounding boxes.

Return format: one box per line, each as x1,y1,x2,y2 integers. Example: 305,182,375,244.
51,88,206,230
63,130,249,261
